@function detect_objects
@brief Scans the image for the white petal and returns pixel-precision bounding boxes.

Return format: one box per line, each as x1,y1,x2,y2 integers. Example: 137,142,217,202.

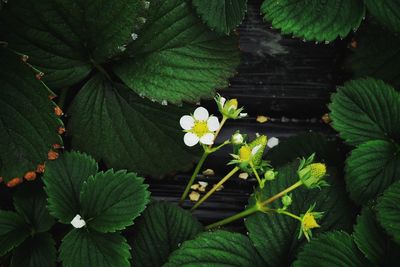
220,97,226,107
239,113,248,118
184,132,199,147
71,214,86,229
251,144,262,155
180,115,195,130
200,133,215,145
207,116,220,131
267,137,279,148
193,107,209,121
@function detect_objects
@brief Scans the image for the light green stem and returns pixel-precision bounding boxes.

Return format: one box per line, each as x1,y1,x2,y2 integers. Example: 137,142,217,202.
276,210,302,221
205,204,260,230
191,166,240,211
250,162,263,188
205,180,304,229
179,151,209,205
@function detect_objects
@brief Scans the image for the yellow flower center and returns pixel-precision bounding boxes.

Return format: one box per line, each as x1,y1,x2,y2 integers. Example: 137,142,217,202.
309,163,327,180
239,146,252,161
192,121,208,137
302,213,320,229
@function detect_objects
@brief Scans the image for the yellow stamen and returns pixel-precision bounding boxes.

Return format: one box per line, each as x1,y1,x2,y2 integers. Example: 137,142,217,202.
192,121,208,137
309,163,326,180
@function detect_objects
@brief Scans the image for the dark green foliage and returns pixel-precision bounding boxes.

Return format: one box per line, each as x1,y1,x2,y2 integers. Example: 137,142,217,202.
130,201,203,267
377,181,400,244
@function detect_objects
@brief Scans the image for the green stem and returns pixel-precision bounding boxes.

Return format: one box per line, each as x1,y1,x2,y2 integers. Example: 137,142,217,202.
179,151,209,205
276,209,302,221
205,204,260,230
208,116,228,149
261,180,303,206
205,180,303,229
191,166,240,211
250,162,263,187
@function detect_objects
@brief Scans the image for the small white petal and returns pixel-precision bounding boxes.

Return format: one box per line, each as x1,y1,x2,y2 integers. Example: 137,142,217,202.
71,214,86,229
220,97,226,107
239,113,248,118
193,107,209,121
180,115,195,130
200,133,215,145
184,132,199,147
267,137,279,148
251,144,262,155
198,181,208,187
207,116,220,131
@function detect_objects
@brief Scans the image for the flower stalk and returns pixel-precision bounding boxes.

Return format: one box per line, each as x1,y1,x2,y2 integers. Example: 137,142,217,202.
191,166,240,211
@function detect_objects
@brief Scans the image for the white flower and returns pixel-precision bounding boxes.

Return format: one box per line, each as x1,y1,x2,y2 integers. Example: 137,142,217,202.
71,214,86,229
267,137,279,148
180,107,220,147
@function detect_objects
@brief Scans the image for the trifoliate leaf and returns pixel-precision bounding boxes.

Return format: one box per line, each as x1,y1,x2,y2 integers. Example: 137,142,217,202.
80,169,150,233
129,201,203,267
11,233,56,267
59,229,131,267
329,78,400,146
68,74,197,176
365,0,400,33
165,230,264,266
192,0,247,34
0,48,63,183
345,140,400,204
113,0,240,104
245,162,354,266
0,211,30,257
13,182,54,233
261,0,365,42
0,0,148,87
43,151,98,224
353,207,400,266
293,231,369,267
349,22,400,89
377,180,400,244
268,133,344,168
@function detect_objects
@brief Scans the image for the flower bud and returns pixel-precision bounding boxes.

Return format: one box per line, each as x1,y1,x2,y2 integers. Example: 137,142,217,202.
282,194,292,207
231,132,244,145
215,94,245,119
264,169,277,181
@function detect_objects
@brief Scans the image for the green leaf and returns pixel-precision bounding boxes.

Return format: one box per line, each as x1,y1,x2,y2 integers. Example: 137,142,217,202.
0,211,30,257
0,0,148,87
261,0,365,42
68,74,197,176
129,201,203,267
377,180,400,244
13,182,54,233
80,169,150,233
0,48,62,183
43,151,98,224
329,78,400,146
113,0,240,104
353,207,400,266
165,230,264,266
268,133,344,168
59,229,131,267
245,162,354,266
365,0,400,33
345,140,400,204
192,0,247,34
11,233,56,267
349,22,400,89
293,231,369,267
